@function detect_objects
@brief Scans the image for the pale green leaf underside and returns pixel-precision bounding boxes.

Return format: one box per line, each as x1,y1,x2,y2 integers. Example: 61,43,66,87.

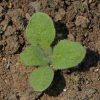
42,46,53,63
29,66,54,92
20,45,48,66
52,40,86,69
25,12,55,48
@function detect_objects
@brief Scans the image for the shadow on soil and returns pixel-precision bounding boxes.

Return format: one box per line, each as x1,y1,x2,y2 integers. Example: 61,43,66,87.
78,48,100,72
45,71,66,96
65,48,100,73
45,48,100,97
51,21,68,46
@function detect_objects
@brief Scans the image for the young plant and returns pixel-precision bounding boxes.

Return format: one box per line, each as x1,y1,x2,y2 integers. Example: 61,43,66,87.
20,12,86,92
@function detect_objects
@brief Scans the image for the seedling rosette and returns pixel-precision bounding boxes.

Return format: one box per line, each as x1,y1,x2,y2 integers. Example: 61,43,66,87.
20,12,86,92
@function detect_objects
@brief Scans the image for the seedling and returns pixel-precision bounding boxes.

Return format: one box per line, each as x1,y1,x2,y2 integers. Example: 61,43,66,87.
20,12,86,92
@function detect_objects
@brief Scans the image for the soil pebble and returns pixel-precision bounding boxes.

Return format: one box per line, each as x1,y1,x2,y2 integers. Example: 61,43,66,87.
75,16,89,28
4,35,19,54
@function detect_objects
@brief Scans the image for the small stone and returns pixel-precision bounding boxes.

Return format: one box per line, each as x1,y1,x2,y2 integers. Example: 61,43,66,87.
0,6,3,13
5,35,19,54
75,16,89,28
5,26,16,36
8,94,17,100
58,8,66,17
29,1,41,11
20,95,28,100
48,0,57,8
85,80,90,85
2,57,6,61
94,68,99,72
82,97,89,100
8,3,13,9
89,0,92,3
63,88,67,92
55,14,62,21
83,1,88,10
83,88,97,98
65,1,71,6
55,8,65,21
88,89,97,98
7,9,23,18
98,4,100,13
95,41,100,53
0,30,4,35
89,0,95,3
3,24,8,31
26,13,31,20
67,34,75,41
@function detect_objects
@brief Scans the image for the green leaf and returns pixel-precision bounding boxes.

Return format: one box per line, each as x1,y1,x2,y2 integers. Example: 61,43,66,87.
52,40,86,69
42,46,53,63
29,66,54,92
25,12,55,48
20,45,48,66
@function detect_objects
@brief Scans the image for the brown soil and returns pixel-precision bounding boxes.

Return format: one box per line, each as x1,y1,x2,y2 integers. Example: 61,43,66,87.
0,0,100,100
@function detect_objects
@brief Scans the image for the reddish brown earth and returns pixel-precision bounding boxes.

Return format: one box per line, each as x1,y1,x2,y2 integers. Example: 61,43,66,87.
0,0,100,100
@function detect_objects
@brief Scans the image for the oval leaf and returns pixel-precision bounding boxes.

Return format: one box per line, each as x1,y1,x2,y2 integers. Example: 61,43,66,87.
52,40,86,69
29,66,54,92
20,45,48,66
25,12,55,48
